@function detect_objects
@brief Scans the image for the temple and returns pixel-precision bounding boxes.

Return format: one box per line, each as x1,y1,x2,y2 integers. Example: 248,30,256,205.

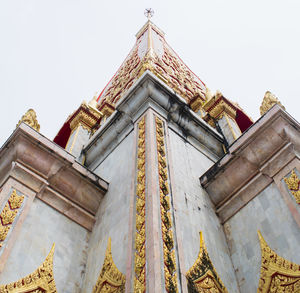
0,15,299,293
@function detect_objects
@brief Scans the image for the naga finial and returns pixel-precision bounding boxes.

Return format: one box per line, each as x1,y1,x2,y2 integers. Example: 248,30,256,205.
260,91,285,115
17,108,40,132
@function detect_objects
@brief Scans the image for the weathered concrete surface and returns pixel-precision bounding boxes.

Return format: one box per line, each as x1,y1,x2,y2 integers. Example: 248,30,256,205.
224,183,300,292
81,131,134,292
167,128,240,293
0,199,89,293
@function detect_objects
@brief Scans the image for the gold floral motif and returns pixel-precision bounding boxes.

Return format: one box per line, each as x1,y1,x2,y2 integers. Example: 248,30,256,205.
284,170,300,204
186,232,228,293
8,189,24,210
155,117,178,293
98,26,207,116
257,231,300,293
16,108,40,132
0,244,57,292
92,238,125,293
0,204,17,225
134,117,146,293
0,189,24,248
260,91,285,116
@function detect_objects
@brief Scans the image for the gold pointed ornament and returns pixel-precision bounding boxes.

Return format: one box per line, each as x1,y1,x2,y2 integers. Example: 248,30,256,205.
259,91,285,116
186,232,228,293
257,231,300,292
92,238,125,293
17,108,40,132
284,169,300,204
0,244,57,292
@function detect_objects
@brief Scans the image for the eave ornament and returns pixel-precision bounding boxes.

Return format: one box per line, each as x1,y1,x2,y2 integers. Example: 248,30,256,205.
0,244,57,293
284,169,300,204
92,237,125,293
186,232,228,293
260,91,285,116
257,231,300,292
16,109,40,132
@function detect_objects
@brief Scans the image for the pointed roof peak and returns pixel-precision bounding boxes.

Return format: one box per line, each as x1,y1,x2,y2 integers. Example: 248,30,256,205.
97,19,207,118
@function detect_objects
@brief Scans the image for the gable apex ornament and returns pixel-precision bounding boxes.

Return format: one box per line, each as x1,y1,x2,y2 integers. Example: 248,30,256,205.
186,232,228,293
17,108,40,132
0,244,57,292
92,237,125,293
257,231,300,292
260,91,285,116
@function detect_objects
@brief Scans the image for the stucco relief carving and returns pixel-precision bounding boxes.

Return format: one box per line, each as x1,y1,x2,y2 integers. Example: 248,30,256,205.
92,238,125,293
186,232,228,293
284,169,300,204
257,231,300,292
0,189,24,248
16,109,40,132
133,117,146,293
155,117,178,293
0,244,57,293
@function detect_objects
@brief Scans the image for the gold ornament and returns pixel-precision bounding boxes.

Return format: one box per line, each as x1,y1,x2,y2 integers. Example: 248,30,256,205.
257,231,300,292
133,117,146,293
0,189,24,247
0,244,57,292
155,117,178,293
260,91,285,116
186,232,228,293
92,238,125,293
17,109,40,132
284,169,300,204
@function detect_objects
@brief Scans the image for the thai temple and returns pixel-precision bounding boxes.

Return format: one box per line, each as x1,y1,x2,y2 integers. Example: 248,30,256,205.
0,11,299,293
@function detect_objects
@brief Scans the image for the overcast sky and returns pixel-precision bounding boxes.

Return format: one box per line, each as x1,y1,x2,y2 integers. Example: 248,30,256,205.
0,0,299,146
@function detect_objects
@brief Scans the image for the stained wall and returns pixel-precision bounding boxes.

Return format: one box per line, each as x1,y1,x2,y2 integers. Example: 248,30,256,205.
224,183,300,292
167,127,240,292
81,131,135,292
0,199,89,293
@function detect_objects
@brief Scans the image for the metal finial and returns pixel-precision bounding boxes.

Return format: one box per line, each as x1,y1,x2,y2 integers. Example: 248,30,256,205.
144,8,154,20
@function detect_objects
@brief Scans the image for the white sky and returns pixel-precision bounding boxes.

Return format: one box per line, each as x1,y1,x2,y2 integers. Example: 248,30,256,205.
0,0,299,146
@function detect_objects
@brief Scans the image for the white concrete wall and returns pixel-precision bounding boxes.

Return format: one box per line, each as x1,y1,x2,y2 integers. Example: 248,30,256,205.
0,199,89,293
167,128,240,293
224,183,300,292
81,131,134,292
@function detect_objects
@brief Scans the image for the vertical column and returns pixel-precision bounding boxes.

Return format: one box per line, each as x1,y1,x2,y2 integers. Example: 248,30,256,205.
155,116,179,293
133,117,147,292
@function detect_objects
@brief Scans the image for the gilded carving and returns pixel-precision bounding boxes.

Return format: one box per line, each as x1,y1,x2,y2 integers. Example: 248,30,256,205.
155,117,178,293
0,244,57,292
16,108,40,132
92,238,125,293
69,108,100,133
284,169,300,204
134,117,146,293
260,91,285,116
257,231,300,293
0,189,24,248
186,232,228,293
98,26,207,116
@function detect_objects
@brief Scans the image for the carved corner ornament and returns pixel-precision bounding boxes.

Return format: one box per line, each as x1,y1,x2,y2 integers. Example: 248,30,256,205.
257,231,300,292
259,91,285,116
134,117,146,293
186,232,228,293
0,189,24,248
92,237,125,293
16,108,40,132
155,117,178,293
284,169,300,204
0,244,57,293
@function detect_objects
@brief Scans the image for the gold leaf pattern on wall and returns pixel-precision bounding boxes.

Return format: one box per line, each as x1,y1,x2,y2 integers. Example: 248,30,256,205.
257,231,300,293
92,238,125,293
284,169,300,204
186,232,228,293
155,116,178,293
0,244,57,293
